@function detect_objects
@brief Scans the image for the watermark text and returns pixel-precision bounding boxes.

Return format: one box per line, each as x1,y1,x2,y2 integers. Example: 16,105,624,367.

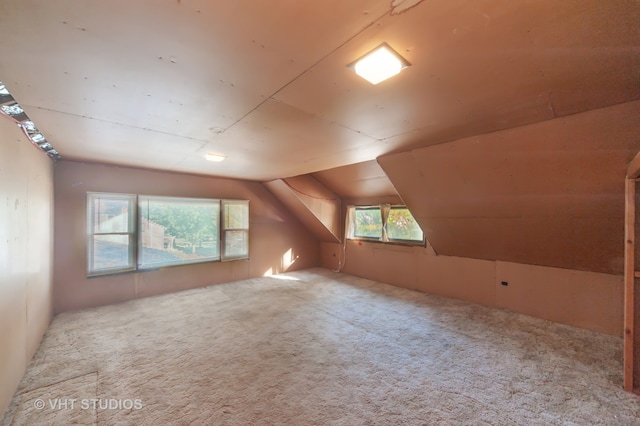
34,398,143,410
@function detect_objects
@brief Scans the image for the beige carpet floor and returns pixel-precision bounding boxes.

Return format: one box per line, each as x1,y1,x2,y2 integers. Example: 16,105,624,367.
2,267,640,425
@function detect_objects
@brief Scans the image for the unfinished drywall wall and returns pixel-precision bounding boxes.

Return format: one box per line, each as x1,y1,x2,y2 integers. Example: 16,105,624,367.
0,118,54,417
379,101,640,275
321,241,622,336
53,160,320,313
495,261,622,335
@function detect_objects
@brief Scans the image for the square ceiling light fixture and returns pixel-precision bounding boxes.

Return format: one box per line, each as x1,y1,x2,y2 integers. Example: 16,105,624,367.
348,43,411,85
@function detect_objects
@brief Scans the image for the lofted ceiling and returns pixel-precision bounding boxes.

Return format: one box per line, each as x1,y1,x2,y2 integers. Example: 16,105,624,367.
0,0,638,182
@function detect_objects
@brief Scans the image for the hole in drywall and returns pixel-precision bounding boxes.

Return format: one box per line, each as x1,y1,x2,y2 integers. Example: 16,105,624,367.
0,81,61,160
390,0,425,15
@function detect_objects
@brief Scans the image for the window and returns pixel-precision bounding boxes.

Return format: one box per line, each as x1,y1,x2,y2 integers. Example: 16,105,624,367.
221,200,249,261
138,196,220,269
353,207,383,239
386,206,424,242
87,193,249,276
87,193,137,275
347,205,424,245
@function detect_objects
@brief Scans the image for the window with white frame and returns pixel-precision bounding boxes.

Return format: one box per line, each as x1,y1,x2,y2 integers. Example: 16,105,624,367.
87,193,137,275
347,205,424,245
87,192,249,276
221,200,250,261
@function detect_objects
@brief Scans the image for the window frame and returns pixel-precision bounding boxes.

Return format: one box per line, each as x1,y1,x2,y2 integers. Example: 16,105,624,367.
87,192,137,276
137,195,222,270
87,192,249,277
347,204,425,247
352,206,384,240
385,206,425,243
221,199,250,261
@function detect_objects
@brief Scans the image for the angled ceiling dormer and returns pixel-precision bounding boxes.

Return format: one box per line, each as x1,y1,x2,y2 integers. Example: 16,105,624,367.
264,175,342,243
312,160,401,205
265,160,403,243
378,101,640,275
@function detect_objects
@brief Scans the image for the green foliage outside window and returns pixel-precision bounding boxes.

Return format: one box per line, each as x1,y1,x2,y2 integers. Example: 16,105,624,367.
350,205,424,245
141,200,219,255
386,208,423,241
354,208,383,238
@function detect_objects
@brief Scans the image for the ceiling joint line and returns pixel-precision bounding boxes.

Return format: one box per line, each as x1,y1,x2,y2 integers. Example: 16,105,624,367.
22,105,211,143
222,8,394,133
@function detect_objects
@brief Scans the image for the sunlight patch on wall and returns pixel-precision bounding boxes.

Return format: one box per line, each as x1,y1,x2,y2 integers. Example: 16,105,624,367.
281,248,298,271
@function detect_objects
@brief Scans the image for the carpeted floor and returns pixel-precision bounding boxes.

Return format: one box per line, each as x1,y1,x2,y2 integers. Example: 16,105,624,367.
2,267,640,425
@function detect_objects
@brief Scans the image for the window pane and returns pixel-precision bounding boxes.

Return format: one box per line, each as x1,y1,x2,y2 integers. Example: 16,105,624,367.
224,230,248,259
223,200,249,229
354,208,382,238
386,208,424,241
92,235,131,271
92,197,131,233
139,197,220,268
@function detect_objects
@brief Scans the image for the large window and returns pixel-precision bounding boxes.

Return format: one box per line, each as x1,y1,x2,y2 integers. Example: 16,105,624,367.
138,196,221,269
87,193,249,276
347,205,424,245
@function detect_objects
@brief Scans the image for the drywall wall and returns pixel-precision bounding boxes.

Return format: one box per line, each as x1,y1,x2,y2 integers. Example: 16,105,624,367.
379,101,640,275
321,241,622,336
53,160,320,313
494,261,622,335
0,118,54,417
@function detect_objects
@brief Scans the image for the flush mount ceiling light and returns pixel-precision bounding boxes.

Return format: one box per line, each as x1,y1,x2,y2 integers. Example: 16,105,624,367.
204,153,226,162
347,43,411,85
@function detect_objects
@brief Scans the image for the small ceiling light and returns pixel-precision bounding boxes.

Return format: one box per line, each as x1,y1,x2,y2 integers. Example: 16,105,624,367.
204,153,226,162
348,43,410,85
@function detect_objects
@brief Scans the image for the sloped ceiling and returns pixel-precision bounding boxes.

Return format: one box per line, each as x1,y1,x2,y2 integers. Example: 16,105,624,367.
0,0,638,181
379,101,640,275
264,176,342,243
312,160,399,202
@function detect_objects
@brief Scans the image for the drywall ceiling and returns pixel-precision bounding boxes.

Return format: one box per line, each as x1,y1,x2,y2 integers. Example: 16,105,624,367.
312,160,398,201
0,0,638,181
